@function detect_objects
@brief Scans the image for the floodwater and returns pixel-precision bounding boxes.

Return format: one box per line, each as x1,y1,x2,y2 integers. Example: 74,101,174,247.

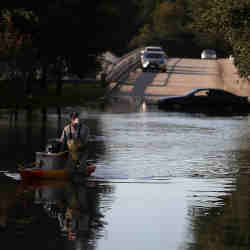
1,106,250,250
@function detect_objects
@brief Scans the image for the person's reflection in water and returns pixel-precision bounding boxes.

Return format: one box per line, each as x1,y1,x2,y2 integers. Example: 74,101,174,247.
0,177,112,249
35,181,92,241
0,206,7,231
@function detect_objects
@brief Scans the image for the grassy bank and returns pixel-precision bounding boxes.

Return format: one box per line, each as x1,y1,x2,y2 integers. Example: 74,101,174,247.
0,80,107,109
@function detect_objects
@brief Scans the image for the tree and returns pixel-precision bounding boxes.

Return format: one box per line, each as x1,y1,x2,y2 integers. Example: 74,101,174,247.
129,0,199,56
190,0,250,78
0,9,39,97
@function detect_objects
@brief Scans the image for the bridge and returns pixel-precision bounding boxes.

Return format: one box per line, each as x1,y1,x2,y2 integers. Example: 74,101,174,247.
102,49,249,105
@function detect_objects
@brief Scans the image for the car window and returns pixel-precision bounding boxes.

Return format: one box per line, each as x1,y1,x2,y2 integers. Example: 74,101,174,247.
193,89,239,98
193,90,209,96
205,50,216,55
145,53,164,59
147,48,163,52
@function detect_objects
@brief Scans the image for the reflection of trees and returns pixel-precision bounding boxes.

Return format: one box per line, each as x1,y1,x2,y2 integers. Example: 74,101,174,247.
0,177,20,230
186,150,250,249
84,117,106,166
0,178,114,249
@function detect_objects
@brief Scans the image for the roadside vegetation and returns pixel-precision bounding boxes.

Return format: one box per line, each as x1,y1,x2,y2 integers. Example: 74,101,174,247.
0,0,249,109
0,80,106,109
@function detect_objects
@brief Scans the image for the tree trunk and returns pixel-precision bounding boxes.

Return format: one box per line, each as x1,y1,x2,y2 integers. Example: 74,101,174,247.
40,65,48,93
57,107,62,137
25,72,32,97
56,74,63,96
41,106,47,122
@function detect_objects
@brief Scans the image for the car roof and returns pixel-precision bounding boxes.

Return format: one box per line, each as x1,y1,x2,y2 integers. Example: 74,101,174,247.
187,88,242,97
188,88,224,93
144,47,165,53
202,49,216,53
159,88,247,101
145,46,163,49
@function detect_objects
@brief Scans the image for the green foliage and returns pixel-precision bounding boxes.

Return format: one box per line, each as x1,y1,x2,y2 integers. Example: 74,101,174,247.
190,0,250,78
129,0,200,56
0,9,37,83
0,0,249,94
233,32,250,78
0,80,106,108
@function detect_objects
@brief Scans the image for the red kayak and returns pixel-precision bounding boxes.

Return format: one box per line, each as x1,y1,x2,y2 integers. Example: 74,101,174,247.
19,165,96,180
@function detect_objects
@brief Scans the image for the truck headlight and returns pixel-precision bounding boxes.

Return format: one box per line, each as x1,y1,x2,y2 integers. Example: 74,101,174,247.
143,61,150,68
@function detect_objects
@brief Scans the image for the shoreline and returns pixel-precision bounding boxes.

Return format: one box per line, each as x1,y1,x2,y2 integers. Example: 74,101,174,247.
0,82,106,109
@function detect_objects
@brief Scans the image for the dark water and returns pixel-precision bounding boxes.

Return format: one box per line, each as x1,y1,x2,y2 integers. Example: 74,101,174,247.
1,107,250,249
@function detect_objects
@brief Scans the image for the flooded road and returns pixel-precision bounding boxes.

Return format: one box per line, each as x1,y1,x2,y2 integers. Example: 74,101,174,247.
1,107,250,249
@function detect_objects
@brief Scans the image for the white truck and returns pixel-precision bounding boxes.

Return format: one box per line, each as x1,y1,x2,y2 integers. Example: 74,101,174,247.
140,50,167,72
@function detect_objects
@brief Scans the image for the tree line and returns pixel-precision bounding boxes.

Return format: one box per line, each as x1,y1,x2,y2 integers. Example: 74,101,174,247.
0,0,249,98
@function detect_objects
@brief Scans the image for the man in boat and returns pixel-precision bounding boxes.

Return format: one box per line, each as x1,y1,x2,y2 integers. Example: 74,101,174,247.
60,111,90,172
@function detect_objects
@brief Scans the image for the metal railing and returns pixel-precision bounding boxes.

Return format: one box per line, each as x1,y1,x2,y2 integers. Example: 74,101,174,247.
105,47,142,82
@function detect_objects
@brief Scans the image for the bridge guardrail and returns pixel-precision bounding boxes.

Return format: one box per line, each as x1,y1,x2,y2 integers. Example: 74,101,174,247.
105,47,143,82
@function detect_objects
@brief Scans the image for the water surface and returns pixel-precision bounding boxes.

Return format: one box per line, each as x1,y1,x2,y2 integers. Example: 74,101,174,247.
0,107,250,249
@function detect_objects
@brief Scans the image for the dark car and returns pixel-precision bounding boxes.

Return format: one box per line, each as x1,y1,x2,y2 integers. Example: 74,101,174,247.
158,88,250,115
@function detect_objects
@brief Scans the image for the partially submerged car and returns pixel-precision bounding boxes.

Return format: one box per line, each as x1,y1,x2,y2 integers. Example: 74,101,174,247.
158,88,250,115
140,51,167,72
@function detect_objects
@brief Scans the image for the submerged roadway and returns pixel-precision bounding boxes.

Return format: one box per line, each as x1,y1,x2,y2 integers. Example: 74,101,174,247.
108,58,250,104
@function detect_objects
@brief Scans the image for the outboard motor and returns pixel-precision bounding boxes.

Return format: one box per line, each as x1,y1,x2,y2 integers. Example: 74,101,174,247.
45,138,62,153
